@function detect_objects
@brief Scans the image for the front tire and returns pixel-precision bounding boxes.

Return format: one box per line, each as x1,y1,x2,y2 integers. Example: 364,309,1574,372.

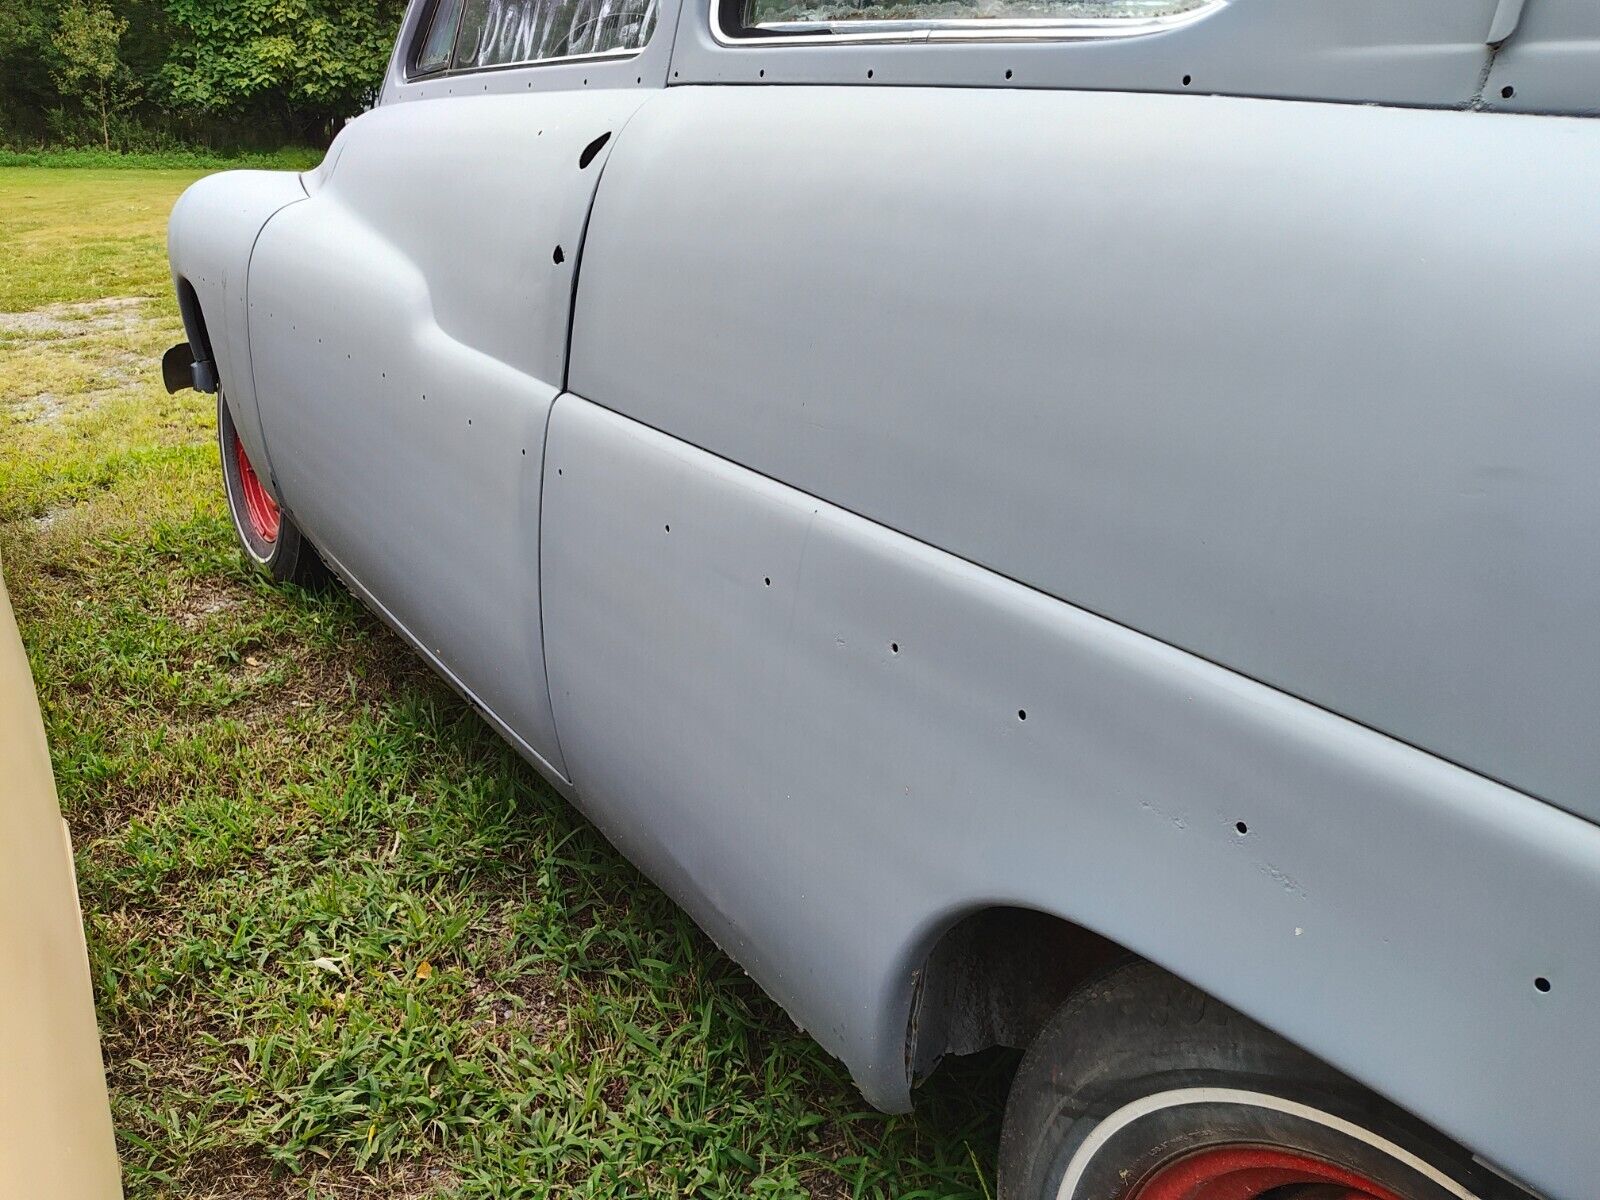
219,395,326,587
998,962,1496,1200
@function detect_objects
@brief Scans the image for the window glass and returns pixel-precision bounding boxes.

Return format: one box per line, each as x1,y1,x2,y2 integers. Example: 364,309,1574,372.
453,0,658,68
414,0,467,73
739,0,1206,32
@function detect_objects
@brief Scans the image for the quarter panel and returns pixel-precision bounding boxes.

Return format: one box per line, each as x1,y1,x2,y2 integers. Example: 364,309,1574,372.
541,395,1600,1200
570,85,1600,820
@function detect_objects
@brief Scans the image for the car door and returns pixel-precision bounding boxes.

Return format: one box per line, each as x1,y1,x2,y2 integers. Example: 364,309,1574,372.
246,0,673,779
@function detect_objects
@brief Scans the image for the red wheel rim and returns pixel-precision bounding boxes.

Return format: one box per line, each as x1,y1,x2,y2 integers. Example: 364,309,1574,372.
233,430,280,544
1132,1144,1407,1200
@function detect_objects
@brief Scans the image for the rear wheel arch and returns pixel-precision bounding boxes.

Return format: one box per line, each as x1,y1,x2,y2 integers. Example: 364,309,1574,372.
995,959,1514,1200
905,913,1526,1199
906,906,1128,1085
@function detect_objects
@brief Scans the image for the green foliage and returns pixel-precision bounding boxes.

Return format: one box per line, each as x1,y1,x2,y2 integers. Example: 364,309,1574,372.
50,0,139,149
161,0,408,136
0,145,324,169
0,0,406,153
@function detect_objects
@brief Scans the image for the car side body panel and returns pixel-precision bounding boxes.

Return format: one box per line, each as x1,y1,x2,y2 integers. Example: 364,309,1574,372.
160,6,1600,1198
245,92,645,779
569,84,1600,823
540,394,1600,1200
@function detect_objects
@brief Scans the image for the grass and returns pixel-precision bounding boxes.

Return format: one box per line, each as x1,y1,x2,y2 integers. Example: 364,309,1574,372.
0,167,1011,1197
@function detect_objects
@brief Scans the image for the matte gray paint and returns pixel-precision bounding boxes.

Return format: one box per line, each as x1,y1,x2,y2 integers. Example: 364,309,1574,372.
167,170,308,489
246,91,647,778
165,8,1600,1198
541,394,1600,1200
1485,0,1600,114
569,84,1600,823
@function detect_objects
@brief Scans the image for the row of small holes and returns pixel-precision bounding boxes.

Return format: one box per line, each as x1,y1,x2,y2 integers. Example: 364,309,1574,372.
707,66,1222,86
645,520,1559,999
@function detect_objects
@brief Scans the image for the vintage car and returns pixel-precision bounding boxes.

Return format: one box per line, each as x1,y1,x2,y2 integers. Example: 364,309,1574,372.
165,1,1600,1196
0,556,123,1198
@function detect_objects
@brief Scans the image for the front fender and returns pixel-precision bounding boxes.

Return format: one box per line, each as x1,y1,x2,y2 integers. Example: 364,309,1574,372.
167,169,308,495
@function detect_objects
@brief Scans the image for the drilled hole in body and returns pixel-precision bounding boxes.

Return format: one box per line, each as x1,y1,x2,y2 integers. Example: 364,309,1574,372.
1501,84,1515,99
1182,74,1192,86
1017,709,1027,721
1235,821,1248,835
1535,976,1551,992
552,245,565,264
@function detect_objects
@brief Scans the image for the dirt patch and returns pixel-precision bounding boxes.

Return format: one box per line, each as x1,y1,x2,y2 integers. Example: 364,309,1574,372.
0,295,153,337
12,390,66,423
174,577,248,631
172,1149,462,1200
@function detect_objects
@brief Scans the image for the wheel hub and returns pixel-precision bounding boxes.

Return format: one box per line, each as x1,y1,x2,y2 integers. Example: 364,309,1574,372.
232,430,280,544
1132,1145,1406,1200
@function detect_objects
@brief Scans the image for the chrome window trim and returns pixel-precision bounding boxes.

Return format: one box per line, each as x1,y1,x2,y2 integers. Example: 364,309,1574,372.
403,45,642,84
709,0,1221,48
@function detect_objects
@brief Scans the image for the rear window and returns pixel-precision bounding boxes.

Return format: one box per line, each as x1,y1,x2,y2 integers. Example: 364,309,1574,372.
411,0,658,76
732,0,1208,36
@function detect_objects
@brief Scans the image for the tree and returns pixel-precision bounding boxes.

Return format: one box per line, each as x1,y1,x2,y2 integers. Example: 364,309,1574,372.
50,0,136,149
0,0,63,139
161,0,408,144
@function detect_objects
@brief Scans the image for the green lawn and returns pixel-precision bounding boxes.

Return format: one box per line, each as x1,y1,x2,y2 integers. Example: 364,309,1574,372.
0,166,1010,1199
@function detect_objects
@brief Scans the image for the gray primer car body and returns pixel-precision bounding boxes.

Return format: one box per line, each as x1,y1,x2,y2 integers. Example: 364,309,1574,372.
167,2,1600,1196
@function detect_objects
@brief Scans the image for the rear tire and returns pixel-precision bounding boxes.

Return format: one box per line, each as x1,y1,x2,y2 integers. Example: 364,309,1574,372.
998,961,1497,1200
219,394,327,588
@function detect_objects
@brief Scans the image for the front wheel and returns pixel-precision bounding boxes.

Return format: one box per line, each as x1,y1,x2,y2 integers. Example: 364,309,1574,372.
219,395,326,587
998,962,1497,1200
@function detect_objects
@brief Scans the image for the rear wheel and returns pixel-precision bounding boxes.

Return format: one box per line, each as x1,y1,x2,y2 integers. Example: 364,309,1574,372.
219,394,326,587
998,962,1496,1200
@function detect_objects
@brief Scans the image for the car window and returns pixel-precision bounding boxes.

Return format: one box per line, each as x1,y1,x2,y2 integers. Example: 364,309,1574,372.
451,0,658,68
735,0,1207,35
414,0,467,73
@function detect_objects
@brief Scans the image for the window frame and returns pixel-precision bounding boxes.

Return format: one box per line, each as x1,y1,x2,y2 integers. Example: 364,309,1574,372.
404,0,659,82
409,0,467,75
710,0,1220,48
